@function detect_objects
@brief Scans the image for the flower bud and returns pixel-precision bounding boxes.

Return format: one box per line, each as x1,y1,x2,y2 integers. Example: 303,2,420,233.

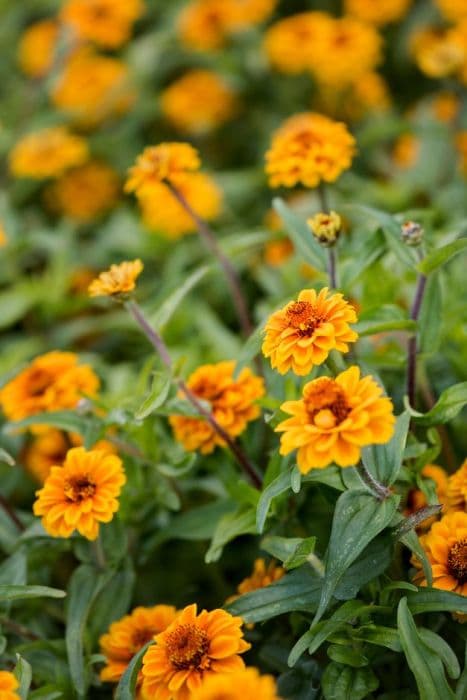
401,220,424,247
308,211,341,247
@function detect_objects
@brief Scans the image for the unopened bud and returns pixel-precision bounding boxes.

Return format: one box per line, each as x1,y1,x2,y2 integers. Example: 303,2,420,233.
401,221,424,246
308,211,341,247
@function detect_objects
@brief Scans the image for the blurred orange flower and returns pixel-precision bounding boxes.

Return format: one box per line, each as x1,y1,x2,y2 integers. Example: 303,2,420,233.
344,0,412,26
18,19,59,78
447,459,467,512
191,668,280,700
9,127,88,179
88,260,143,298
60,0,144,48
0,671,20,700
125,143,200,196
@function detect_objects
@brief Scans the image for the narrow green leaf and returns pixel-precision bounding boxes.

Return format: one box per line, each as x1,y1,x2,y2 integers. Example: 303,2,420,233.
419,273,442,354
400,528,432,586
150,265,210,329
410,382,467,426
321,663,379,700
0,447,15,466
0,585,66,602
273,197,327,270
283,537,317,571
456,644,467,700
313,492,399,626
361,411,410,486
205,508,257,563
14,654,32,700
418,238,467,275
419,628,460,679
406,588,467,615
234,322,264,378
115,641,152,700
327,645,368,668
397,597,456,700
353,624,402,652
3,411,94,436
134,370,172,419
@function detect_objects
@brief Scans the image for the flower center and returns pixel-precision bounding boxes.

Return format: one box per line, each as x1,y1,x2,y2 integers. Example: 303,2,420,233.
64,475,96,502
28,369,51,397
304,377,351,428
165,623,209,671
286,301,322,336
447,539,467,584
131,627,155,652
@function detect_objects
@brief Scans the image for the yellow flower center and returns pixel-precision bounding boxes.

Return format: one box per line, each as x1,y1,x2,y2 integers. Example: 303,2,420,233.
286,301,323,336
447,539,467,584
304,377,351,427
165,623,209,670
64,475,96,502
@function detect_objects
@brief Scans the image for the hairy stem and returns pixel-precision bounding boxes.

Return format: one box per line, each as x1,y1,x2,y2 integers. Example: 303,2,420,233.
167,183,253,337
126,301,262,488
318,183,338,288
358,463,392,500
407,267,427,408
0,616,40,641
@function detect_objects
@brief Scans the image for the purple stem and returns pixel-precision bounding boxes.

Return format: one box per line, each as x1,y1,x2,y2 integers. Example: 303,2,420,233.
317,183,338,289
0,493,24,531
407,271,427,408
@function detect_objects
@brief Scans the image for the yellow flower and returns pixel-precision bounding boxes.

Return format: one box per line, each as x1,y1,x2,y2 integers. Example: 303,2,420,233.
447,459,467,512
88,259,143,298
277,366,395,473
236,559,285,595
190,668,280,700
308,211,342,247
342,72,392,121
140,603,250,700
411,27,465,79
138,174,223,239
392,133,420,169
412,511,467,595
178,0,276,51
161,70,237,134
264,12,333,75
264,239,294,267
33,446,126,540
0,351,99,423
22,428,116,483
100,605,178,689
51,48,135,127
405,464,449,529
265,112,356,189
344,0,412,26
262,288,358,376
9,127,88,180
0,671,20,700
125,143,200,196
432,91,460,122
169,361,264,454
18,19,59,78
60,0,144,49
435,0,467,22
44,161,119,222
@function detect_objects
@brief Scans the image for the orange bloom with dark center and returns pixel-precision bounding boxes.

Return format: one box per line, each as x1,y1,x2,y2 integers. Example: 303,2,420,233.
277,366,395,472
88,260,143,297
100,605,178,690
33,446,126,540
262,288,358,376
141,603,250,700
412,511,467,595
265,112,356,189
60,0,144,48
125,143,200,196
0,351,99,423
169,361,264,454
447,459,467,512
191,668,280,700
0,671,20,700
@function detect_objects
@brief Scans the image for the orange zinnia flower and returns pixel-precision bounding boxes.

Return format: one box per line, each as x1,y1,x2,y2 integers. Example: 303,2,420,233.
276,366,395,473
0,351,99,423
447,459,467,512
125,143,200,197
9,127,88,180
405,464,449,529
18,19,59,78
141,603,250,700
169,361,265,454
236,558,285,595
0,671,20,700
265,112,356,189
344,0,411,27
33,447,126,540
60,0,144,49
100,605,178,690
262,288,358,376
88,259,143,298
190,668,280,700
412,511,467,595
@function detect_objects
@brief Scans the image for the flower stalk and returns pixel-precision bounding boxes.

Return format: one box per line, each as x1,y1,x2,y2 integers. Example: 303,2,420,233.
0,493,24,531
126,300,262,488
406,263,427,408
358,463,392,500
167,182,253,337
317,182,338,289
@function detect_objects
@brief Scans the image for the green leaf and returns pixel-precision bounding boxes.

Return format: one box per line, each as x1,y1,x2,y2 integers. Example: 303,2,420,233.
340,231,385,289
397,597,456,700
354,305,416,337
321,663,379,700
400,528,432,586
327,645,368,668
205,508,257,563
0,286,38,330
89,562,135,641
14,654,32,700
226,568,322,623
456,644,467,700
410,382,467,426
332,533,393,601
419,273,442,354
313,491,399,625
3,411,94,436
418,239,467,275
273,197,327,270
134,370,172,419
66,564,112,698
115,641,152,700
0,585,66,602
150,265,210,329
234,322,264,378
419,628,460,680
406,588,467,615
261,535,311,565
361,411,410,486
353,624,402,652
0,447,15,466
